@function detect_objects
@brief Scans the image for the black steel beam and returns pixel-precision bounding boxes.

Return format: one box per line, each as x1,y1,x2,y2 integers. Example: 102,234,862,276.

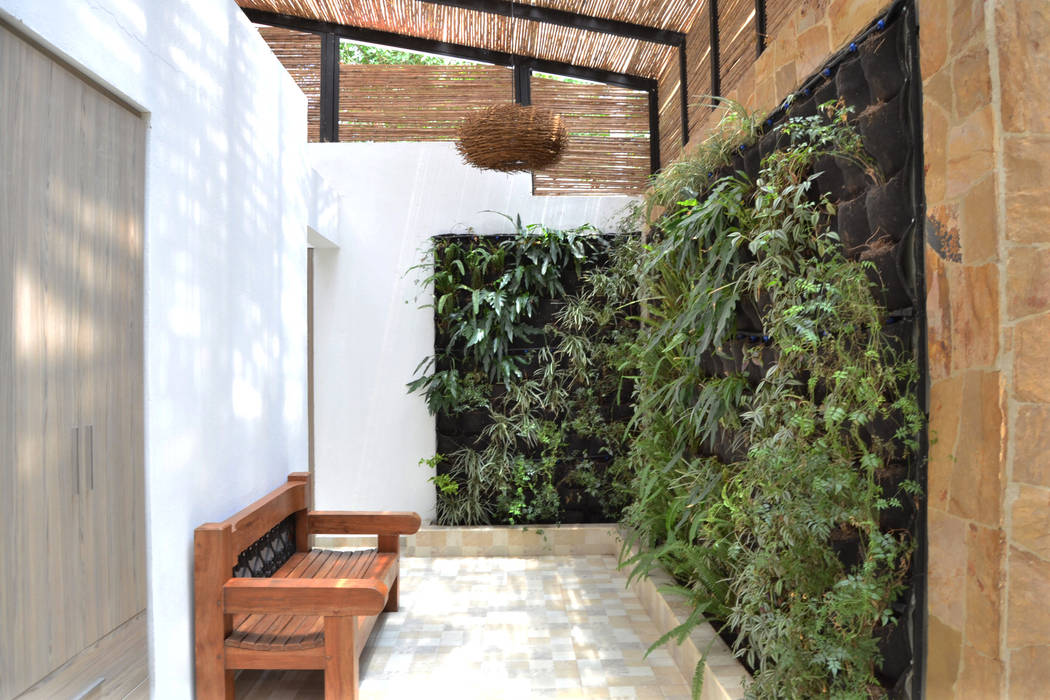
319,32,340,142
679,43,689,145
649,87,661,174
416,0,685,46
709,0,721,98
243,8,656,92
246,7,662,173
513,57,533,105
755,0,767,57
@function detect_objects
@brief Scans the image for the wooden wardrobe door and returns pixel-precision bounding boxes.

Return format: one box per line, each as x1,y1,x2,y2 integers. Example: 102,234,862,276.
0,23,85,695
0,23,146,697
77,77,147,638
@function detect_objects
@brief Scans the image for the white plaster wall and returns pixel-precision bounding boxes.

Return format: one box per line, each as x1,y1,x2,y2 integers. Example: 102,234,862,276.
0,1,317,696
308,141,637,522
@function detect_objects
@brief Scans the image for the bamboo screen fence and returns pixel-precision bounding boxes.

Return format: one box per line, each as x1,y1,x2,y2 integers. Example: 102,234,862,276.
259,27,321,142
240,0,707,79
532,76,651,196
257,25,651,195
718,0,756,97
338,64,514,142
654,0,799,166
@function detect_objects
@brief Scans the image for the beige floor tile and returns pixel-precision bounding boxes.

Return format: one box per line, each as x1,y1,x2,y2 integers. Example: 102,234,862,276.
240,556,689,699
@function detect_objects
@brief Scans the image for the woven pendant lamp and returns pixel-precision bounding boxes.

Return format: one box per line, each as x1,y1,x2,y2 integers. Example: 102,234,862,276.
455,103,566,173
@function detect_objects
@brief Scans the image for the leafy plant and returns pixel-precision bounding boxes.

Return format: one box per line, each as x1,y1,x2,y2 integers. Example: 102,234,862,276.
409,222,636,526
622,100,922,698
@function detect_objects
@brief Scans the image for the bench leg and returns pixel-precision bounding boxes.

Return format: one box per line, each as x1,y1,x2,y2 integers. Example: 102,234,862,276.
324,616,359,700
384,575,399,613
194,665,234,699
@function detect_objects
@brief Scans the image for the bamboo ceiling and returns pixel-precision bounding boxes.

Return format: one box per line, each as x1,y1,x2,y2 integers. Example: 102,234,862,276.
236,0,708,79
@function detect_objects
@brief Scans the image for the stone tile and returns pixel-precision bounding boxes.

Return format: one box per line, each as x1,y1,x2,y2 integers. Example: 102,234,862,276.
946,105,995,199
925,251,953,379
923,68,953,116
1006,191,1050,245
947,264,999,372
926,201,962,263
1007,247,1050,320
928,375,964,509
948,371,1004,526
918,0,949,76
795,23,830,80
756,74,780,119
996,0,1050,134
795,3,825,33
1007,645,1050,697
923,102,949,203
950,0,986,56
956,645,1003,700
926,615,962,700
965,523,1004,658
928,508,968,628
827,0,885,50
958,175,998,264
1013,314,1050,403
1005,135,1050,197
774,62,797,104
1014,405,1050,488
951,46,992,120
1010,485,1050,560
1006,547,1050,648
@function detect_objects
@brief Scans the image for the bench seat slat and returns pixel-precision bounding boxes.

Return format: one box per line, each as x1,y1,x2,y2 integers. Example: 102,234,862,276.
233,549,338,648
249,549,348,649
225,549,384,651
278,549,377,651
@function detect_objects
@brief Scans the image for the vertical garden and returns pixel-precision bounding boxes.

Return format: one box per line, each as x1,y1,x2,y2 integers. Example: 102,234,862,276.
408,10,925,697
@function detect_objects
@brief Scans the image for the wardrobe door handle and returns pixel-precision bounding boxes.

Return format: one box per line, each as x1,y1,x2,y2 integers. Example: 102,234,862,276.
73,426,80,495
86,425,94,490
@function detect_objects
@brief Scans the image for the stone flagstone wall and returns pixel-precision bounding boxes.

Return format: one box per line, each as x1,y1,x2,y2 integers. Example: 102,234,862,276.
921,0,1050,696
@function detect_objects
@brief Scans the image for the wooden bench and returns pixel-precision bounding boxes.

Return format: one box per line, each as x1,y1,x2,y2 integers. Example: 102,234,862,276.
194,472,421,699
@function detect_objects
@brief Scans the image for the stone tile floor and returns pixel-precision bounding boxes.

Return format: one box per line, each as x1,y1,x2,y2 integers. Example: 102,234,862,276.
237,555,693,699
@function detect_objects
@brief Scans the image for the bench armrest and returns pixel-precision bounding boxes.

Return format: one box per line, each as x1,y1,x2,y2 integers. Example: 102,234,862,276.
308,511,422,536
223,578,387,616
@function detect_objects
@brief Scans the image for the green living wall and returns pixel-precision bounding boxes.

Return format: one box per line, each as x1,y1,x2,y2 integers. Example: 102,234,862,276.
409,95,922,697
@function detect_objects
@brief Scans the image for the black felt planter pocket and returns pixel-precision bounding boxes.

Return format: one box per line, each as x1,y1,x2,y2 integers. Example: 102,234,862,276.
835,56,871,114
836,195,872,254
788,95,818,121
860,18,906,103
865,171,912,243
859,94,909,179
861,240,910,312
814,155,849,202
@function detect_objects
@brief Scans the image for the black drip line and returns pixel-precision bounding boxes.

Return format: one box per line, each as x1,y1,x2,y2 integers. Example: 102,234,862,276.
755,1,905,135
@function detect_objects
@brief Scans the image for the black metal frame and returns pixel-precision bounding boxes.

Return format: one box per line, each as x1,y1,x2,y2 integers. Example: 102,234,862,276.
513,56,533,106
755,0,767,57
319,32,340,142
245,7,662,171
709,0,721,99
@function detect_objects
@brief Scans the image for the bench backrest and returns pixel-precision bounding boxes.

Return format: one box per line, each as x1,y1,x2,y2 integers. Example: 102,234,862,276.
194,473,312,660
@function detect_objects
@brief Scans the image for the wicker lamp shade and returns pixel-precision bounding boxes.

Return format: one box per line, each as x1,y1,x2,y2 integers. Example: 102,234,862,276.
456,104,567,173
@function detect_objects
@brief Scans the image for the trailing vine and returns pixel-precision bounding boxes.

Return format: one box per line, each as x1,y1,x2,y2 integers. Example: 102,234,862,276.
406,99,922,699
623,101,922,698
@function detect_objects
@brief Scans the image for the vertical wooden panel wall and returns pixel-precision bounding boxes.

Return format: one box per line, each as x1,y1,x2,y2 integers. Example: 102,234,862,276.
0,22,146,699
